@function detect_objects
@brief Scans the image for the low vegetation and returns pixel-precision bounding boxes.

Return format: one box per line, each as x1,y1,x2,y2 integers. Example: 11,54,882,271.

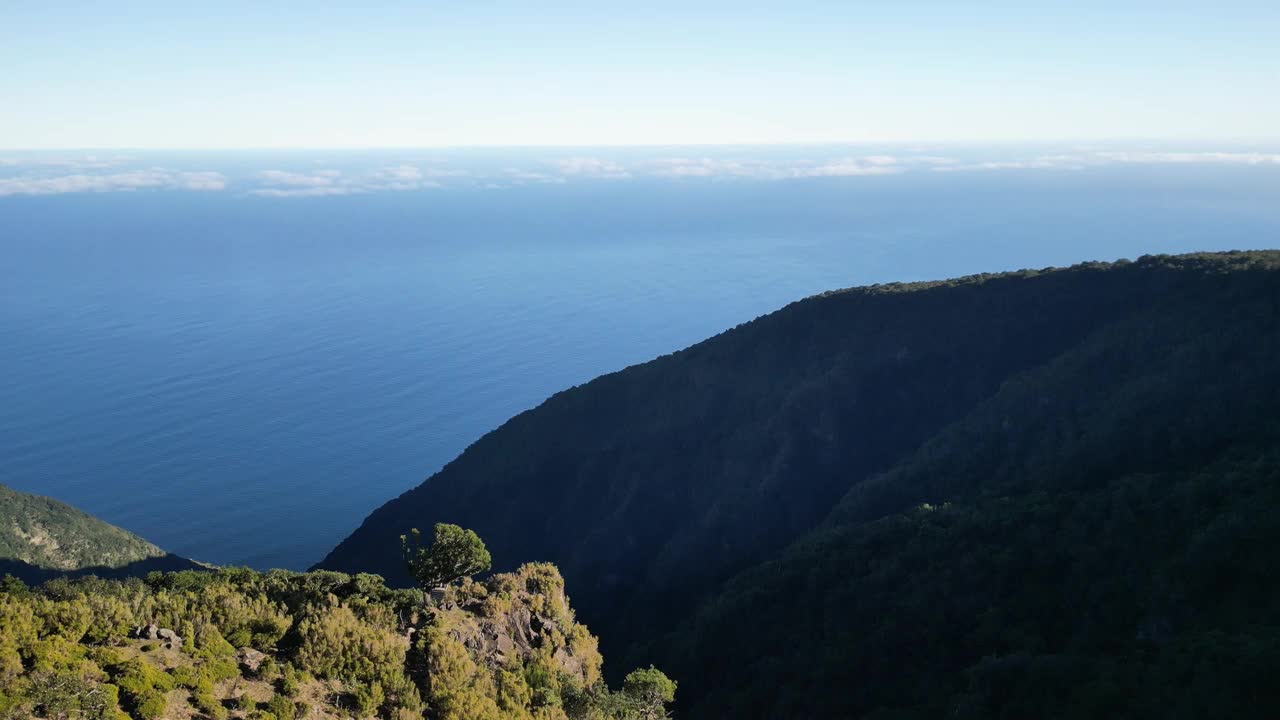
0,527,675,720
0,485,196,584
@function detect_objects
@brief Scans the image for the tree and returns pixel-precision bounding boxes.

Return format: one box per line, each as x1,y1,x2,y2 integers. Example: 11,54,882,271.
401,524,492,590
621,666,676,719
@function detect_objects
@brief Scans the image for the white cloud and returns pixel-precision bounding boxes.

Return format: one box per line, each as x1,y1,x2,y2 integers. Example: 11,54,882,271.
648,157,752,178
503,168,565,184
553,157,630,179
911,156,958,166
935,150,1280,173
174,171,228,190
0,154,132,170
373,165,423,181
0,169,226,196
933,157,1085,172
365,165,445,190
250,165,448,196
789,158,902,177
1092,151,1280,165
259,169,340,187
646,156,903,179
250,186,355,198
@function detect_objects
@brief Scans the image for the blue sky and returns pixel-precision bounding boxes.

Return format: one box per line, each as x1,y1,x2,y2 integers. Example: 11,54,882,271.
2,1,1278,148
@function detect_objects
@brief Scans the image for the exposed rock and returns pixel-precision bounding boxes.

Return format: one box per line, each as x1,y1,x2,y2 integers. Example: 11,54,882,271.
238,647,267,673
134,624,181,648
431,563,602,688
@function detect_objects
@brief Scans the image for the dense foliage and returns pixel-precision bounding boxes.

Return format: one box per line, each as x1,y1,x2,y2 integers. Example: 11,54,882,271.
0,563,674,720
663,441,1280,718
321,251,1280,716
401,525,491,589
0,485,197,585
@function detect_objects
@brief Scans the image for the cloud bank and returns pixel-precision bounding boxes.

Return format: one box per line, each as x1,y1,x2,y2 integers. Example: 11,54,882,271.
0,169,226,196
1,147,1277,198
248,166,446,197
934,150,1280,173
553,157,630,179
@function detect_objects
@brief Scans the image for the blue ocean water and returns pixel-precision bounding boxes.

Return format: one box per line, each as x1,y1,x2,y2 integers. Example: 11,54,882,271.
2,151,1279,569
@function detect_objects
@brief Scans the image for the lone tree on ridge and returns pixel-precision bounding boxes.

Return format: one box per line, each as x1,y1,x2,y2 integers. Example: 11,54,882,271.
401,523,492,589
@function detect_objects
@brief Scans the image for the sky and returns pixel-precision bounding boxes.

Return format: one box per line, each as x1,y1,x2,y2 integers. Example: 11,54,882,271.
2,1,1278,149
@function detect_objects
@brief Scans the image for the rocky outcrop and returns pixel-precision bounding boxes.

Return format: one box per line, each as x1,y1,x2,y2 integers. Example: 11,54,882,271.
430,562,603,687
134,624,183,648
237,647,267,673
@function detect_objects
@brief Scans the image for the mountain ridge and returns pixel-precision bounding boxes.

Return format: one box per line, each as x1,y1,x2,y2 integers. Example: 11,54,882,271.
0,483,201,583
320,249,1280,708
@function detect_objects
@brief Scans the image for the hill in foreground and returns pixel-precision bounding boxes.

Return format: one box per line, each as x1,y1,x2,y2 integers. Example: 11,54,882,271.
0,484,199,584
0,563,672,720
321,250,1280,717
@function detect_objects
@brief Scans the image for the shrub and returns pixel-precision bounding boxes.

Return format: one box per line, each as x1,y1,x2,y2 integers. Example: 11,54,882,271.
266,693,297,720
205,656,240,682
276,663,300,697
351,682,384,717
133,690,168,720
170,664,200,688
192,686,226,720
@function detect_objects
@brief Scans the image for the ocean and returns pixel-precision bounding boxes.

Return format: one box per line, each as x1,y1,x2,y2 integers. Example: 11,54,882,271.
3,146,1278,569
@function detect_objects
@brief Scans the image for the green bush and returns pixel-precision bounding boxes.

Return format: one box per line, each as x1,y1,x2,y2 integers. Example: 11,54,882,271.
266,693,297,720
351,682,384,717
277,663,300,697
170,664,200,688
192,687,226,720
205,656,240,682
133,691,167,720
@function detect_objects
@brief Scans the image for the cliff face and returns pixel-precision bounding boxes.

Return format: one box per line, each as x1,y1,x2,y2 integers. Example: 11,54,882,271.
0,483,199,583
320,251,1280,717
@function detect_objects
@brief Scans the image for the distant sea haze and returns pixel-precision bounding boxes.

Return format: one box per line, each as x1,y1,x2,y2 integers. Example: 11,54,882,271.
2,148,1279,569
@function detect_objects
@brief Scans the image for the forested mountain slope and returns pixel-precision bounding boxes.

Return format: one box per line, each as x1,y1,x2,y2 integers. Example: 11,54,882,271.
0,484,198,584
657,254,1280,716
322,251,1280,715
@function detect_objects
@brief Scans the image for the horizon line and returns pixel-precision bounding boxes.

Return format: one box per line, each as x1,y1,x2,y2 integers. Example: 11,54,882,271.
5,136,1280,153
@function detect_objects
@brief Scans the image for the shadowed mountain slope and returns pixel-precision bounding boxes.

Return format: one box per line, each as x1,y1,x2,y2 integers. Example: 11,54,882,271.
657,254,1280,716
321,251,1280,709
